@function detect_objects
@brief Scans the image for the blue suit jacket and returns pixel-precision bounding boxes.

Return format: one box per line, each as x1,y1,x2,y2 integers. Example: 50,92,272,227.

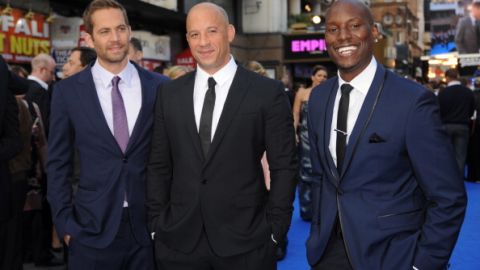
47,62,169,248
306,64,467,270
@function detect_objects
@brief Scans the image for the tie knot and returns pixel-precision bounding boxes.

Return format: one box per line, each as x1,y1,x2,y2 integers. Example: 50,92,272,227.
341,84,353,95
112,76,121,87
208,77,216,90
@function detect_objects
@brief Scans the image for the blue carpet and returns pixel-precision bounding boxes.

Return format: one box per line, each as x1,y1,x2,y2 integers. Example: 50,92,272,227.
279,183,480,270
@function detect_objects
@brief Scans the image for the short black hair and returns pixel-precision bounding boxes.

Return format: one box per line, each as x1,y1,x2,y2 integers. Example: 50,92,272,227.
445,68,459,80
130,37,143,52
71,47,97,67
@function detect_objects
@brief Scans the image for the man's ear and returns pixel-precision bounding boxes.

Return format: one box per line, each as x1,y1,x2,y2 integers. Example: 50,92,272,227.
227,24,236,43
84,33,95,48
372,23,380,42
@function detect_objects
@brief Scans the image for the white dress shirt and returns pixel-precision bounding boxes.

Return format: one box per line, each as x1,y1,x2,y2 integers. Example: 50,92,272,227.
329,57,377,166
91,59,142,137
193,56,237,140
28,75,49,90
91,60,141,208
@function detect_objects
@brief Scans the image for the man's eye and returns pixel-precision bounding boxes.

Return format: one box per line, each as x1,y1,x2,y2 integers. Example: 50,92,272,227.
351,24,361,29
327,28,338,33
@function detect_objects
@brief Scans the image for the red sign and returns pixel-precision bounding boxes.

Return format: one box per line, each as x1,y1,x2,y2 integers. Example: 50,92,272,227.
0,8,51,63
175,48,196,69
78,24,88,47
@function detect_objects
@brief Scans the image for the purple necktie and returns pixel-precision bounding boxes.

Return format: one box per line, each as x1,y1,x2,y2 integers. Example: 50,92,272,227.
111,76,129,153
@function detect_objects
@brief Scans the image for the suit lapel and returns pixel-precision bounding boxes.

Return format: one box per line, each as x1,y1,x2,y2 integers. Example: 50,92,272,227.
323,79,341,181
203,66,249,166
76,66,121,153
183,72,205,161
125,65,155,154
340,65,386,177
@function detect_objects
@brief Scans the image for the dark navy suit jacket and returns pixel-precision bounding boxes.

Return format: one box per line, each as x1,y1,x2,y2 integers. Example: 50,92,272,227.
306,64,467,270
47,62,168,248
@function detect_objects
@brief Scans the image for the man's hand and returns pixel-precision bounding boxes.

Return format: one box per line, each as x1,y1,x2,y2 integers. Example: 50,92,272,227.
64,234,71,246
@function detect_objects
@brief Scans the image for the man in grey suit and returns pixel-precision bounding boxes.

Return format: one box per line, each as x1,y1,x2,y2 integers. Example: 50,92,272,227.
455,0,480,54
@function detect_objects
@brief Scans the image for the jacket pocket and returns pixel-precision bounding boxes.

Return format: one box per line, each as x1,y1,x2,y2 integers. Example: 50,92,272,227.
377,208,424,230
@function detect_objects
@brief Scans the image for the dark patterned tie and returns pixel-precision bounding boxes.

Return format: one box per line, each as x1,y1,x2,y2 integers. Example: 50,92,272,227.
336,83,353,173
111,76,129,153
199,77,216,157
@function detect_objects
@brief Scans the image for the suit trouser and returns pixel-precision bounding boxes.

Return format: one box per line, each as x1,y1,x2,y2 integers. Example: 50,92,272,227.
312,220,353,270
155,230,276,270
68,208,154,270
2,172,28,270
444,123,470,174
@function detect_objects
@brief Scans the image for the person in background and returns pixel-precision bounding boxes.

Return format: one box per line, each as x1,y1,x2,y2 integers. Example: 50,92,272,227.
128,37,143,64
164,65,192,80
4,90,33,270
293,65,328,222
438,68,475,174
9,64,53,267
47,0,169,269
146,3,297,269
281,69,295,107
306,1,466,269
455,0,480,54
62,47,97,78
24,53,61,267
26,54,56,135
11,65,29,78
0,55,23,270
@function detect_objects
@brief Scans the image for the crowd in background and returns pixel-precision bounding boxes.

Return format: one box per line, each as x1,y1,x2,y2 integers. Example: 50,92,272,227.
1,6,480,270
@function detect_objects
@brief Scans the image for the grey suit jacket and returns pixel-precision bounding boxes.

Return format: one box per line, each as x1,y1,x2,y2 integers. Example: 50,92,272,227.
455,16,479,54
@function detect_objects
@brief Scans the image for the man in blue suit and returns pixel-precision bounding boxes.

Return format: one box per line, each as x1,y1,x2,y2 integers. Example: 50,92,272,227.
306,1,467,270
47,0,168,269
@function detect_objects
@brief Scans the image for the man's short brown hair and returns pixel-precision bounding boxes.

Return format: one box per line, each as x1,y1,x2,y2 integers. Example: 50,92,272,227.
83,0,129,35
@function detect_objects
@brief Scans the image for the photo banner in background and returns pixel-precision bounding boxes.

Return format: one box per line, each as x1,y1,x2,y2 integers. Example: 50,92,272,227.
131,31,171,61
140,0,177,11
0,8,50,63
51,16,83,49
51,15,84,68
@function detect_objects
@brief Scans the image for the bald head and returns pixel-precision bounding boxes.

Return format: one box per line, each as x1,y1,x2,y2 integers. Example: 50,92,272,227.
326,0,374,25
185,2,235,74
31,53,55,70
31,53,56,84
187,2,229,27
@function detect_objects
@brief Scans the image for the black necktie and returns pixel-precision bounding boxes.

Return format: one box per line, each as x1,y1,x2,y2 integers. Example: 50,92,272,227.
199,77,216,157
336,83,353,173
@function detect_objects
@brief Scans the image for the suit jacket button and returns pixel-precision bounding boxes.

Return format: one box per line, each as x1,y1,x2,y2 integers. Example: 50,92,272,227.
122,158,128,163
202,179,207,184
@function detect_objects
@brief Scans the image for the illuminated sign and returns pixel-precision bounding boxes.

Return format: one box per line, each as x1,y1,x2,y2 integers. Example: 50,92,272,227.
291,39,327,53
284,33,329,60
0,8,51,63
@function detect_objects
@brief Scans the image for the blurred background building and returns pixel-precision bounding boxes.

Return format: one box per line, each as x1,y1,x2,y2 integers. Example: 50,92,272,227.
2,0,480,84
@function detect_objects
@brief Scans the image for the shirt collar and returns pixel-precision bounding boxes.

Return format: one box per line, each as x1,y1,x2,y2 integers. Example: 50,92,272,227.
196,55,237,88
91,59,135,88
471,15,477,25
447,80,461,86
28,75,48,90
337,57,377,96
